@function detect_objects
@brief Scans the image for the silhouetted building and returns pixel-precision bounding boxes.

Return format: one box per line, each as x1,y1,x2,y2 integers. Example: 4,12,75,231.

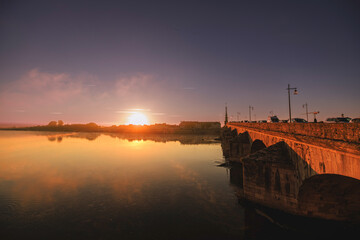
179,121,221,129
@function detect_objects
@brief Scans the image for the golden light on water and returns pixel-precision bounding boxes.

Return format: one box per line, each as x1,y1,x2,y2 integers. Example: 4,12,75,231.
0,132,221,207
126,112,149,125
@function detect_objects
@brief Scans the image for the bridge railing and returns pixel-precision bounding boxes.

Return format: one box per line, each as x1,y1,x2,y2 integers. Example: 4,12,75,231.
227,122,360,144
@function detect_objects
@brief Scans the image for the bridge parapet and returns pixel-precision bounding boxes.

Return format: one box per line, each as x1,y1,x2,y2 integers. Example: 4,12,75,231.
228,122,360,143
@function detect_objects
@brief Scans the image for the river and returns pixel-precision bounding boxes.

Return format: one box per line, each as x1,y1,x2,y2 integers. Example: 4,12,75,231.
0,131,354,239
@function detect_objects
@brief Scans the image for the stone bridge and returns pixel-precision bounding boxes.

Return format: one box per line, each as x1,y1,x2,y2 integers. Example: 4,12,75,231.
221,122,360,222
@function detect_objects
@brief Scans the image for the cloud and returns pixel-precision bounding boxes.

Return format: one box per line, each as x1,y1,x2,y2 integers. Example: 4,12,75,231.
20,69,84,98
128,108,151,112
0,69,170,123
115,109,165,116
115,74,153,97
115,109,150,114
0,69,104,117
13,109,26,113
150,112,165,116
115,110,138,114
0,69,93,107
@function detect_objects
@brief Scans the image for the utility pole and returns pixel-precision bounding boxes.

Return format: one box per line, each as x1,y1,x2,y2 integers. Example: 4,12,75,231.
286,84,298,122
225,103,228,125
237,112,241,121
303,103,309,122
249,105,254,122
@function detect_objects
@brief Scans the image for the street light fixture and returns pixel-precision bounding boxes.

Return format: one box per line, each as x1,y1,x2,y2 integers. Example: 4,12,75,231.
311,111,320,123
286,84,298,123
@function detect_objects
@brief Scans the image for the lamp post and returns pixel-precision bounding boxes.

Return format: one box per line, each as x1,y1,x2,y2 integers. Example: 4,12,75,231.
303,103,308,122
224,103,228,125
249,105,254,122
286,84,298,123
237,112,241,121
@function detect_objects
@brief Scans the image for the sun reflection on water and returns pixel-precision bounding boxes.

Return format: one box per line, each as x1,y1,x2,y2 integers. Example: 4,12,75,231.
0,132,222,208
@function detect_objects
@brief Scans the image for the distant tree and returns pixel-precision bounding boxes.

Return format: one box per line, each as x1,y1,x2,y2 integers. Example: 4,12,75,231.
85,122,99,130
58,120,64,126
48,121,57,127
86,122,98,128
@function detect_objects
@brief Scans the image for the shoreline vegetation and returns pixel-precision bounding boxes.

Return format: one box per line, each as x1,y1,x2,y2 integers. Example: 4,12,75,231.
0,120,221,135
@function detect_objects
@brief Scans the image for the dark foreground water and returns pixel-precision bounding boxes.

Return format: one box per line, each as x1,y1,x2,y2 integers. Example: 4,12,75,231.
0,131,356,239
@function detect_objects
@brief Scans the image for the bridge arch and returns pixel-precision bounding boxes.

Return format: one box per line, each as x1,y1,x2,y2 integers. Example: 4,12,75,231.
298,174,360,221
231,128,238,136
250,139,266,153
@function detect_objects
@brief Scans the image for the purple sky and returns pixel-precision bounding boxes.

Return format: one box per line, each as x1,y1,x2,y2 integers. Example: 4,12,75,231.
0,0,359,125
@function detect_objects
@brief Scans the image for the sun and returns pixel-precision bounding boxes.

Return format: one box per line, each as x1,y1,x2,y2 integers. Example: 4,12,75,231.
126,112,149,125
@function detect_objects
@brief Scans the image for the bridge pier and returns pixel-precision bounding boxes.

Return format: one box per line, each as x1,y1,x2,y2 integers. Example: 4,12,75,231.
221,128,251,162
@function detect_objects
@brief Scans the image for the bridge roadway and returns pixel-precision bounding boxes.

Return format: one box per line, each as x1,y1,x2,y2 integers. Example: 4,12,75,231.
222,122,360,222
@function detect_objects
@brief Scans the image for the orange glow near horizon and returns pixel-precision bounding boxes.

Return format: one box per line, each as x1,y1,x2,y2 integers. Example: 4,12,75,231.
126,112,150,125
0,132,222,207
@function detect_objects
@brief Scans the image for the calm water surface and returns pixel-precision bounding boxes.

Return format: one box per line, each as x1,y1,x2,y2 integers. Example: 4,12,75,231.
0,131,332,239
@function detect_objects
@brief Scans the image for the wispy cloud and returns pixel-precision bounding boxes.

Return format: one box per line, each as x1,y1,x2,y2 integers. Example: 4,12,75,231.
151,112,165,116
0,69,96,108
0,69,173,123
128,108,151,112
115,109,150,114
115,109,165,116
115,110,137,114
115,74,153,97
13,109,26,113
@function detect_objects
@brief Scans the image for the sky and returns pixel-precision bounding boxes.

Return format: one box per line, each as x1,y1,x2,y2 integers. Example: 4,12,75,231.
0,0,359,125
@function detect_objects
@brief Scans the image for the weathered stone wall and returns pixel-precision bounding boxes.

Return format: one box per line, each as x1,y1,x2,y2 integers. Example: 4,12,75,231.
221,128,251,162
221,126,360,221
228,122,360,143
298,174,360,222
227,125,360,181
242,142,299,214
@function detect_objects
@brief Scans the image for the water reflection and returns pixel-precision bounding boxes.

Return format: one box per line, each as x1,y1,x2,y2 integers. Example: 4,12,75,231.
0,131,244,239
2,131,355,239
42,132,220,145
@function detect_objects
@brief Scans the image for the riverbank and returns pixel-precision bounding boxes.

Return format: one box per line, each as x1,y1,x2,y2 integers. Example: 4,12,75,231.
0,122,221,135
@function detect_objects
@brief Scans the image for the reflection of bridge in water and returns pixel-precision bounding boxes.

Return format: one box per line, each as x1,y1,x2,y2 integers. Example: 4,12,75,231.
222,123,360,222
